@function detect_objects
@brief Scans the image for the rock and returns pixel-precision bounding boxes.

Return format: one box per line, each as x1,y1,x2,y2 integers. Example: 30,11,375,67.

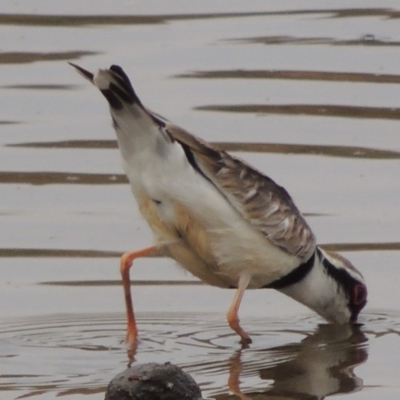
105,362,203,400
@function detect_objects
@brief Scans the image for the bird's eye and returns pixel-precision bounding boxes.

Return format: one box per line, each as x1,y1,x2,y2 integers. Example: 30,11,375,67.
353,284,367,306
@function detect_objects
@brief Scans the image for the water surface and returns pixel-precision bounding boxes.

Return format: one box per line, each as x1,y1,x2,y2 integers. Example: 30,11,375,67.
1,1,400,399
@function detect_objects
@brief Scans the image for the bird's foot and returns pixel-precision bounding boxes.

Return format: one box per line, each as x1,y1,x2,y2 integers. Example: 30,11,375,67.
239,335,252,347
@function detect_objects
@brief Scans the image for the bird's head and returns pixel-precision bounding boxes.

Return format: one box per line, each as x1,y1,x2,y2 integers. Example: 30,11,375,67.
279,247,367,325
316,248,368,324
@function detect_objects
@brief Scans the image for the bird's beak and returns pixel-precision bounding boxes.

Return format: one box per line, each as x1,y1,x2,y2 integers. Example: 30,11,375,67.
68,62,94,83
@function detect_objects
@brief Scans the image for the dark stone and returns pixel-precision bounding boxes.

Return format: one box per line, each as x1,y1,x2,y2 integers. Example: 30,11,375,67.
105,363,203,400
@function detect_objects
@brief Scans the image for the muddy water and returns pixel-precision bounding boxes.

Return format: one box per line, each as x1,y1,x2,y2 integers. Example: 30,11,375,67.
1,1,400,399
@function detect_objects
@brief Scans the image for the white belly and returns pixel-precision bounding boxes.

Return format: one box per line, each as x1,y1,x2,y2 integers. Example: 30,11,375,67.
124,150,300,289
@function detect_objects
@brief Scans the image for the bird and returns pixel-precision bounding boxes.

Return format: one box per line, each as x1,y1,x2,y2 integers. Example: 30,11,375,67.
70,63,368,346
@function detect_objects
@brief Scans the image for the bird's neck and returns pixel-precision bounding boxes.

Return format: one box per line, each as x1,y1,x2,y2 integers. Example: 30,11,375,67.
277,248,351,324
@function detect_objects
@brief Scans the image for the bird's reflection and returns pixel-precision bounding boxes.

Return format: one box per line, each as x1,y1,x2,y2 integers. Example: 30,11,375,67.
217,323,368,400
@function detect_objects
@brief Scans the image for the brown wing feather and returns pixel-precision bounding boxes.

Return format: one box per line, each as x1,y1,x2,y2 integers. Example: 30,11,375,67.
162,120,316,261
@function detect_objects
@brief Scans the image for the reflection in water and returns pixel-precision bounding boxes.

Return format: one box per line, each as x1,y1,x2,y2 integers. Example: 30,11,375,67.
217,324,368,400
214,143,400,159
5,311,400,399
8,140,400,159
0,248,121,258
0,51,97,64
0,171,127,185
197,104,400,121
40,280,202,287
178,69,400,85
0,120,19,125
228,35,400,47
321,242,400,252
2,84,79,90
0,8,399,27
1,242,399,258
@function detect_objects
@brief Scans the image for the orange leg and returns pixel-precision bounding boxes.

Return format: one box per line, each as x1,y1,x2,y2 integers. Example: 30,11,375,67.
227,272,252,344
120,246,158,347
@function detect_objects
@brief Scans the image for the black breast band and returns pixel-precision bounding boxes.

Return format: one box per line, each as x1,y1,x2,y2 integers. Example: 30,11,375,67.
263,251,315,290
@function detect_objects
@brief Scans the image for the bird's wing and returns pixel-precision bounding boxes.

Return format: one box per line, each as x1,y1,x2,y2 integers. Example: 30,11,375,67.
162,119,316,261
69,62,316,261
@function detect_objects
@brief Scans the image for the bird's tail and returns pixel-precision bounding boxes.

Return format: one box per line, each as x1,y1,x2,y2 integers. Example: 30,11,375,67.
69,63,146,111
70,63,173,161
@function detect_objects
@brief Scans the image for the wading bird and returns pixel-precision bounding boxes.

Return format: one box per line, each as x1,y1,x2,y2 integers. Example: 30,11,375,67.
70,63,367,346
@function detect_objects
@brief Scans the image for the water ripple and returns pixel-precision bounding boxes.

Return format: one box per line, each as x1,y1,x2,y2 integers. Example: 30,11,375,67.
0,8,399,28
197,104,400,121
0,242,398,259
178,69,400,84
0,311,396,398
8,140,400,159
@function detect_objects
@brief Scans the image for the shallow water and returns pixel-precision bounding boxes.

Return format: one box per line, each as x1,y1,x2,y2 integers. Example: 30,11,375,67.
1,1,400,399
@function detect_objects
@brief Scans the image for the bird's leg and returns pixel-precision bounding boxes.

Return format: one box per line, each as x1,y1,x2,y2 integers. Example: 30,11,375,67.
227,272,252,344
120,246,159,347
